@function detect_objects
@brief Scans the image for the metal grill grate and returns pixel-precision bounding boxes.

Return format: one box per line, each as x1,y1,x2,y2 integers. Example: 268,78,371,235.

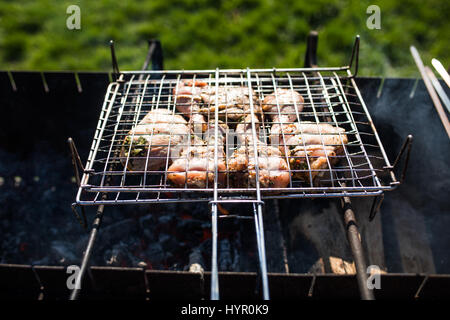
76,67,397,206
68,36,414,301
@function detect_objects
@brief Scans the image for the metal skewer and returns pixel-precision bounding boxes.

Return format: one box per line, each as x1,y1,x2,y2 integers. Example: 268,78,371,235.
210,69,221,300
246,68,270,300
431,58,450,88
341,192,375,300
425,66,450,114
410,46,450,139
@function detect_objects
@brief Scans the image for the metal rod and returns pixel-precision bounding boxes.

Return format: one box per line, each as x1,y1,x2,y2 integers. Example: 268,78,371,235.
273,200,290,273
342,195,375,300
110,40,120,76
369,193,384,221
142,40,156,71
246,68,270,300
425,66,450,114
307,273,316,298
348,35,360,77
120,66,350,74
210,203,219,300
410,46,450,139
391,134,413,185
69,50,124,300
31,266,45,300
71,203,87,229
308,36,372,300
142,39,163,71
69,203,105,300
414,274,429,299
142,267,151,301
348,74,398,184
69,40,163,300
253,203,270,299
68,137,84,185
210,68,221,300
7,70,17,91
431,58,450,88
68,138,88,228
304,31,318,68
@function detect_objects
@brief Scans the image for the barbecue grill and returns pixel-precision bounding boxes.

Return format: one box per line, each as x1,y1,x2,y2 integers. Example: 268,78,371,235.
68,35,412,300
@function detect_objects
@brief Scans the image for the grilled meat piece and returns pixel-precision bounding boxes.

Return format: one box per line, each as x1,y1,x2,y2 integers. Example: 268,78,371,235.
280,122,348,154
173,80,210,134
228,144,290,188
120,109,190,171
263,89,348,183
279,122,348,182
262,88,305,121
167,122,228,188
289,144,337,182
175,79,260,124
228,115,290,188
200,86,260,122
263,88,304,145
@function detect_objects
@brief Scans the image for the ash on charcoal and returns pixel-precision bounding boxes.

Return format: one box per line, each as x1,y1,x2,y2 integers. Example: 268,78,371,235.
186,243,206,271
104,241,141,267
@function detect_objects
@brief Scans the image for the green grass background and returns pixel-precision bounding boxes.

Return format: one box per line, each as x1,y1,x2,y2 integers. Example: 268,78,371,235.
0,0,448,76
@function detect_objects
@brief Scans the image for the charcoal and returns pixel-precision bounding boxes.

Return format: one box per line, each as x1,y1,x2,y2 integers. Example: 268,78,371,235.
32,256,51,266
139,214,156,231
103,241,140,267
158,233,178,252
49,240,78,265
104,243,127,266
144,242,166,265
0,146,255,271
157,215,173,225
95,219,138,252
142,229,153,242
219,239,233,271
176,219,204,242
187,244,205,271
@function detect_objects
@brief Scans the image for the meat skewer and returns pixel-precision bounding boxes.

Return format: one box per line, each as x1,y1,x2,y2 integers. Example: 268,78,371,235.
228,115,290,188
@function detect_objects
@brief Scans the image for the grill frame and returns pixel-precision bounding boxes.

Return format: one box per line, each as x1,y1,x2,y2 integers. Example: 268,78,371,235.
75,66,397,206
66,35,414,301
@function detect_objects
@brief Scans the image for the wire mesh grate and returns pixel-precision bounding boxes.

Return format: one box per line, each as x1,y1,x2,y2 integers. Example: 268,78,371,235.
76,67,395,206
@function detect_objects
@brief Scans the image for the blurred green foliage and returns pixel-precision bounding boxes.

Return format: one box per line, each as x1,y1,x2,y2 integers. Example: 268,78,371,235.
0,0,448,76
